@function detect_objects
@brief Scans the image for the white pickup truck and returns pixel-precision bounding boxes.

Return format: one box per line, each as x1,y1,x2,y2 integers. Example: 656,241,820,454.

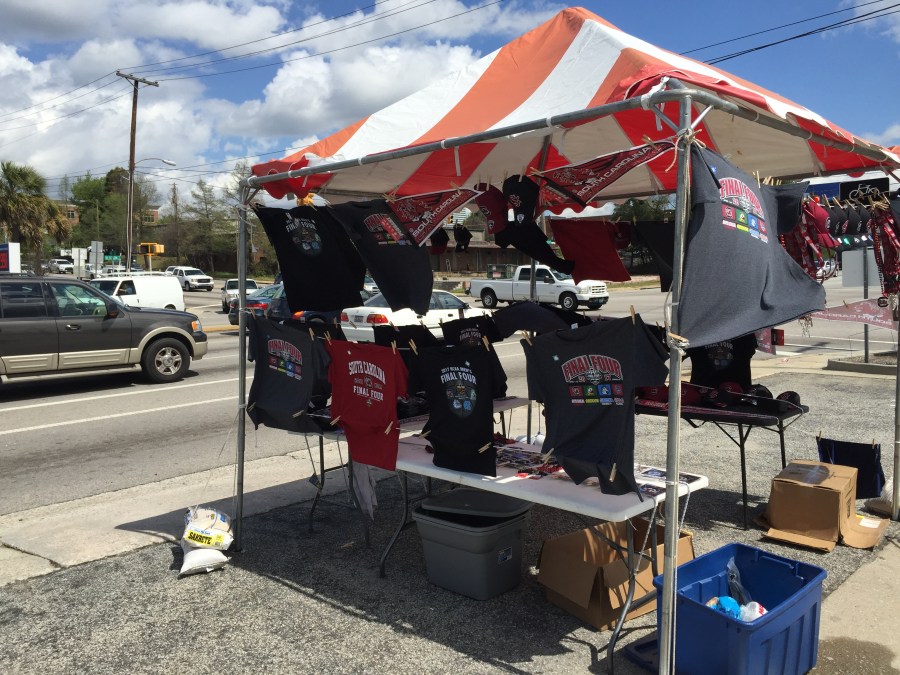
468,265,609,310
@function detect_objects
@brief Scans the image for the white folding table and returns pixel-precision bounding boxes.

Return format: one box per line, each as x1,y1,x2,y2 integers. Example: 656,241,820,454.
384,435,708,672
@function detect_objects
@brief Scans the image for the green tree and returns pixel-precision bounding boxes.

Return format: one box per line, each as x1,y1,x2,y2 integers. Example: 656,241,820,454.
0,160,71,264
182,178,233,272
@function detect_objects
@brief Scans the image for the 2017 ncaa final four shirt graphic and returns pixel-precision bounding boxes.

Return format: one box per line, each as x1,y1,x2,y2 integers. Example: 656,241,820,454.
327,341,408,471
523,316,667,495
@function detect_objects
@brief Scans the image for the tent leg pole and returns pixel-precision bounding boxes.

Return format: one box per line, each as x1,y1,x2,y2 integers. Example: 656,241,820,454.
659,93,693,675
234,187,250,550
893,343,900,521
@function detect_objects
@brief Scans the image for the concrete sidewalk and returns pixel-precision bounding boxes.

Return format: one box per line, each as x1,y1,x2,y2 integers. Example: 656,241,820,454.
1,351,898,673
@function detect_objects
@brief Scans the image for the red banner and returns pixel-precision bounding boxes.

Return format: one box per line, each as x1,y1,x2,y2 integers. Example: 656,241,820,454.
812,299,898,330
387,188,480,246
538,142,675,206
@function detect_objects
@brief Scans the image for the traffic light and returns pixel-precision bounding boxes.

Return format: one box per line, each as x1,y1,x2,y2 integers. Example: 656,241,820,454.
138,243,164,254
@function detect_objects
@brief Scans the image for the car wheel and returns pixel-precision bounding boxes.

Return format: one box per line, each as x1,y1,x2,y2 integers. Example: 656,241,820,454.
165,304,176,310
222,302,229,312
141,338,190,384
480,288,498,308
559,292,577,311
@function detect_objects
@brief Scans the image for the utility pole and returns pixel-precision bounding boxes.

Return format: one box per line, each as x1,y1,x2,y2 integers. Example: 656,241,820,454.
171,182,180,265
116,70,158,272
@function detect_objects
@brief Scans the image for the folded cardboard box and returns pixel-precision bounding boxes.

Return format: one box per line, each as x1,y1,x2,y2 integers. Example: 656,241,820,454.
537,519,694,631
763,460,887,552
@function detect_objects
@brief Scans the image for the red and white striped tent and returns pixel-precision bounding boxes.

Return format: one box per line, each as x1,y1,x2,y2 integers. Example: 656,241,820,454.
250,6,899,200
241,10,900,670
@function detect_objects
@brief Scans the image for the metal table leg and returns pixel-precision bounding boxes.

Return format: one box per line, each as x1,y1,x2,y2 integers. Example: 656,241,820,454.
308,435,326,532
606,522,636,674
379,471,409,578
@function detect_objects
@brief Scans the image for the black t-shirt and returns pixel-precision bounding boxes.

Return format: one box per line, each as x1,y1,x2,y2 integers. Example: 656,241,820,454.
409,344,508,476
254,205,366,312
687,332,756,390
492,301,569,338
677,147,825,348
440,316,503,345
247,317,331,433
330,199,433,315
523,315,668,495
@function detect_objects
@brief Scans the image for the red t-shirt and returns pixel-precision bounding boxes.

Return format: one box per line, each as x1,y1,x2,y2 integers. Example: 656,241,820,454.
327,342,408,470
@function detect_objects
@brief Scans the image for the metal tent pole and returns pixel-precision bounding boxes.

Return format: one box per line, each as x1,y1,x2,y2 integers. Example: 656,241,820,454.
893,345,900,521
233,187,250,550
658,93,693,675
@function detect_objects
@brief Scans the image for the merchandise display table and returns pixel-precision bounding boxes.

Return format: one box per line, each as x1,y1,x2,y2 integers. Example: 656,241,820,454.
298,396,530,534
635,399,807,528
386,435,708,673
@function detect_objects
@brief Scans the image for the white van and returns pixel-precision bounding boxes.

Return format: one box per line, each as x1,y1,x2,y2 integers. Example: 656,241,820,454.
88,275,185,311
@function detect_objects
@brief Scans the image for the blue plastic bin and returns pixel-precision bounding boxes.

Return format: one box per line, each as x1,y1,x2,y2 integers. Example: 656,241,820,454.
652,543,826,675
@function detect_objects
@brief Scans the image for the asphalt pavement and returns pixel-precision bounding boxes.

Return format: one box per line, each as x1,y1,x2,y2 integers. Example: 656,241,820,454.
1,325,899,673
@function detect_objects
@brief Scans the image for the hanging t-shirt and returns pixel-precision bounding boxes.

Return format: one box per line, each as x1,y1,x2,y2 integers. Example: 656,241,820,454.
330,199,433,315
326,341,409,471
500,175,575,273
492,301,569,338
522,315,668,495
686,332,757,390
549,219,631,283
440,316,503,346
409,344,508,476
247,316,332,433
677,146,825,348
372,323,439,376
253,205,366,312
632,221,675,292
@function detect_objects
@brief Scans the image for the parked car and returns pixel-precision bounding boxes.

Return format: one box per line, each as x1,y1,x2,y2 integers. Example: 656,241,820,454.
221,278,259,312
98,265,127,276
48,258,74,274
468,264,609,310
171,267,214,292
228,283,282,325
267,286,374,324
340,290,491,342
84,263,99,279
363,275,379,293
89,274,185,311
0,275,207,384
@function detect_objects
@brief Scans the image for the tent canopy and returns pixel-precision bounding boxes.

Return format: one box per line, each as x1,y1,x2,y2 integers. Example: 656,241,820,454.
250,6,899,201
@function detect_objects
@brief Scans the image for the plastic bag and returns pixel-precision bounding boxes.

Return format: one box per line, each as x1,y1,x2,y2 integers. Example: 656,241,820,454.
726,557,752,605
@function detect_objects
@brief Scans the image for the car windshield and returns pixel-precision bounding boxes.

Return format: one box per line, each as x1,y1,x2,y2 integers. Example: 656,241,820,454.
184,268,204,276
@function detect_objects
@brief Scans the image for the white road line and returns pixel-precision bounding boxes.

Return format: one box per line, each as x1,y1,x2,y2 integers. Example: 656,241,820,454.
0,397,236,435
0,377,244,413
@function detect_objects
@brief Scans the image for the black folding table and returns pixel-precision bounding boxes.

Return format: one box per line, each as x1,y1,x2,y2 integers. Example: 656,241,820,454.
636,399,807,529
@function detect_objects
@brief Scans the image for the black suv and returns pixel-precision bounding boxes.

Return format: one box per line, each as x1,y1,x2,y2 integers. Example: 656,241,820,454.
0,275,208,384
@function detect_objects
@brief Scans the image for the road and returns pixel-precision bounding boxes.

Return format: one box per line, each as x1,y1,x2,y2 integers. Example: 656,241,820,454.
0,274,894,517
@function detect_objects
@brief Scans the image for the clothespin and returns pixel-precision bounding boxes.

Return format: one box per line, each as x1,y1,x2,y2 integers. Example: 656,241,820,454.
389,321,398,331
324,331,332,345
408,339,418,355
308,328,315,340
754,170,761,188
540,449,554,463
418,430,431,439
873,438,877,447
817,430,822,440
330,416,342,426
519,170,526,182
520,330,533,346
384,421,393,435
291,410,305,418
391,340,397,354
609,463,618,482
843,299,849,308
641,134,658,149
482,335,491,352
629,305,636,324
247,402,255,412
348,318,357,329
477,442,492,453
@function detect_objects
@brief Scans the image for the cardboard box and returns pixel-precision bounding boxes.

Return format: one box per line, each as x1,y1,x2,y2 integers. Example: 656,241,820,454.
537,519,694,631
764,460,887,552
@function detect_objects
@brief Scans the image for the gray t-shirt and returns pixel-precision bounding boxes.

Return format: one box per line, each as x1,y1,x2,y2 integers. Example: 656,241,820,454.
677,147,825,348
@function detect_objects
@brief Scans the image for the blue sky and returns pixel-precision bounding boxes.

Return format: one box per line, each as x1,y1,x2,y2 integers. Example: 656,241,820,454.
1,1,898,204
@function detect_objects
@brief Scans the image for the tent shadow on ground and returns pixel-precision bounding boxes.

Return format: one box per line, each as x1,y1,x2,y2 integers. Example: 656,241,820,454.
223,476,631,672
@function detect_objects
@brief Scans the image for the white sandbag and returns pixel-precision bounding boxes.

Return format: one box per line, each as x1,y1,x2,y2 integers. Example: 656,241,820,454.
182,505,233,550
179,541,228,576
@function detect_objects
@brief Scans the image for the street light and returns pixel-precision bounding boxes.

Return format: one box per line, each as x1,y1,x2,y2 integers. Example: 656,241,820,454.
126,157,175,271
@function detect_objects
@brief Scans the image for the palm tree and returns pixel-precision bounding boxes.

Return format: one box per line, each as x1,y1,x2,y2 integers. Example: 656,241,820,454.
0,160,71,263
